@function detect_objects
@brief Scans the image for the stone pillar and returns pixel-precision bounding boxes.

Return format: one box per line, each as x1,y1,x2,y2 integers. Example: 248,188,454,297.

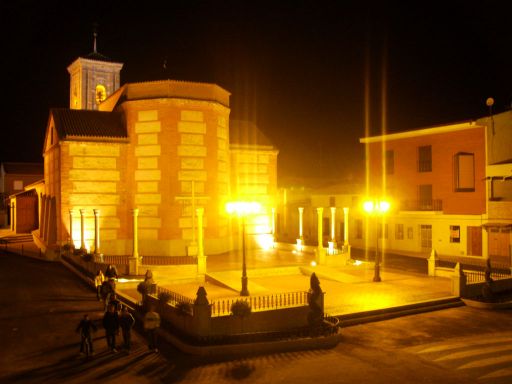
271,207,276,242
328,207,337,255
40,196,47,238
69,210,75,247
10,202,15,232
316,207,325,264
297,207,304,250
428,249,437,276
129,208,140,275
93,209,102,260
343,207,351,257
196,207,207,278
79,209,86,252
193,286,211,337
452,262,466,297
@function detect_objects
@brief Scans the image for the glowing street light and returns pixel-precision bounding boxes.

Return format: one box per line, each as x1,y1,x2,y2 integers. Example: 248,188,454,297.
226,201,261,296
363,198,390,282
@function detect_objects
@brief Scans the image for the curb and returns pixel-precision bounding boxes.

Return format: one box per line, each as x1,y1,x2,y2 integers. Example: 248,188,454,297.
461,298,512,310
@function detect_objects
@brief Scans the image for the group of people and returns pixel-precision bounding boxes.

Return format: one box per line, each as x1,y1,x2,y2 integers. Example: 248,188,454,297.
76,265,160,356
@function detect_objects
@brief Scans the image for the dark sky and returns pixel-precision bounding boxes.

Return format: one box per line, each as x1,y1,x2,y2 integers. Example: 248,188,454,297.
2,1,512,182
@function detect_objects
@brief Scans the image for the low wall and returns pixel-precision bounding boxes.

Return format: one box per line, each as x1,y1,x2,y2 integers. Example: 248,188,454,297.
462,277,512,298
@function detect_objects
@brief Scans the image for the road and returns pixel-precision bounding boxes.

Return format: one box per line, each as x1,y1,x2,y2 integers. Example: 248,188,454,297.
1,250,511,383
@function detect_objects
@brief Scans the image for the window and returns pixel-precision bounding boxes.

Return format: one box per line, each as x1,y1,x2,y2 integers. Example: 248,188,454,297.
418,184,433,210
378,223,389,239
396,224,404,240
355,219,363,239
13,180,23,190
418,145,432,172
454,152,475,192
386,150,394,174
95,84,107,104
407,227,414,239
420,224,432,250
450,225,461,243
323,218,330,236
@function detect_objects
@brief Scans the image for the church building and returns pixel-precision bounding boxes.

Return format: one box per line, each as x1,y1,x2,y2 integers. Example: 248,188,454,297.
27,45,278,259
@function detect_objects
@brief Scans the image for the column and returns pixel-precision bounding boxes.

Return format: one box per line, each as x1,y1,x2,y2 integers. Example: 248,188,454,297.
316,207,325,264
297,207,304,250
343,207,351,257
69,210,75,247
93,209,101,257
10,202,15,232
271,207,276,242
129,208,139,275
79,209,86,252
328,207,337,255
196,207,206,277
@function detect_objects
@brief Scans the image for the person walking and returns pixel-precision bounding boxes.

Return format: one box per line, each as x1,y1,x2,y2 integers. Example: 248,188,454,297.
105,264,118,280
94,270,105,301
119,306,135,351
108,293,122,312
102,304,120,352
143,306,160,352
76,314,97,356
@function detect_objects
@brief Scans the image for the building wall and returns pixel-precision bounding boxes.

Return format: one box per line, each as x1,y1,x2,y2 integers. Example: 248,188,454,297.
367,126,486,215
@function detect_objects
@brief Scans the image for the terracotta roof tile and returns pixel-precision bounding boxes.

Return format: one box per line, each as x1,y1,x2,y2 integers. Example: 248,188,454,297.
51,109,126,139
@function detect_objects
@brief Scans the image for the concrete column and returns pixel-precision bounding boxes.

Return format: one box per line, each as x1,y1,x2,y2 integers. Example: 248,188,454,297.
428,249,437,276
69,210,75,247
298,207,304,239
129,208,139,275
40,196,47,238
330,207,336,242
317,207,325,264
79,209,86,252
343,207,349,245
10,202,15,232
93,209,101,256
196,207,206,277
296,207,304,250
271,207,276,240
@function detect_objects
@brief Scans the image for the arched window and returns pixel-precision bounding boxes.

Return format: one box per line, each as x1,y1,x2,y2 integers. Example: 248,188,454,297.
95,84,107,104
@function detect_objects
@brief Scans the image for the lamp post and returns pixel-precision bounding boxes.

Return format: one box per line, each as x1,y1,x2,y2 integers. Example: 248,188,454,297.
226,201,261,296
363,199,390,282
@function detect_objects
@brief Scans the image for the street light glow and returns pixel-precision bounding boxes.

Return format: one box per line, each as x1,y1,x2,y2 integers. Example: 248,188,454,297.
226,201,261,215
363,199,391,214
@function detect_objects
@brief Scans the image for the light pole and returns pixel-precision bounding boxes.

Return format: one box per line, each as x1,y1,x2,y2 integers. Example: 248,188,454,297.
363,199,390,282
226,201,261,296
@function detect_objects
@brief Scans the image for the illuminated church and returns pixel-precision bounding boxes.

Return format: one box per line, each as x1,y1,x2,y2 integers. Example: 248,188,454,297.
29,45,278,258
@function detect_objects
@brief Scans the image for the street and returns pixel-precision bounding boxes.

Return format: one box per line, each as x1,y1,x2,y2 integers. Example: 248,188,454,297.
1,250,511,383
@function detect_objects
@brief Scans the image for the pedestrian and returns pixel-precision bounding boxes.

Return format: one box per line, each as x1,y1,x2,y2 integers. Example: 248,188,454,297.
119,306,135,351
102,304,120,352
108,293,122,312
105,264,118,280
76,314,97,356
101,280,115,312
143,305,161,352
94,270,105,301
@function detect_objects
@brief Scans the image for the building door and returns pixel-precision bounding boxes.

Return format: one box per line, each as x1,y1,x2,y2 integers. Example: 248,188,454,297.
420,224,432,252
488,227,511,265
467,226,482,256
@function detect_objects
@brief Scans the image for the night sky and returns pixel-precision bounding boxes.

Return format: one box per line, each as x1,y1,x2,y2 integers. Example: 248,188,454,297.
2,1,512,183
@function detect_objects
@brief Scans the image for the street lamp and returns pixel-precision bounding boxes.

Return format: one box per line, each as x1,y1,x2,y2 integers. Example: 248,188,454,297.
226,201,261,296
363,199,390,282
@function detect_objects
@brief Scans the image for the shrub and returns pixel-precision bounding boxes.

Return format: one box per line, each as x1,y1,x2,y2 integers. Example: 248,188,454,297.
230,300,251,318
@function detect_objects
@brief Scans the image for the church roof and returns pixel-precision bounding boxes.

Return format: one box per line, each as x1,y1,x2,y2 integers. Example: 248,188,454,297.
230,120,275,148
83,51,116,62
51,109,126,139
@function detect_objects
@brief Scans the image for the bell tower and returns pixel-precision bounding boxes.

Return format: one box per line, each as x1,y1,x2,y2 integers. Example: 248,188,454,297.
67,29,123,110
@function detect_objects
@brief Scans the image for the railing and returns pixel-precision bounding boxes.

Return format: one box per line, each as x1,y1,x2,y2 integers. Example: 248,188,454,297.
439,256,511,270
400,199,443,211
210,291,309,317
465,270,511,284
102,254,130,265
154,286,195,306
141,255,196,265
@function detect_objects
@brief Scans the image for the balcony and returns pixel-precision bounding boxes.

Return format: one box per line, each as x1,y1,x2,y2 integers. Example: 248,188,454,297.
400,199,443,211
